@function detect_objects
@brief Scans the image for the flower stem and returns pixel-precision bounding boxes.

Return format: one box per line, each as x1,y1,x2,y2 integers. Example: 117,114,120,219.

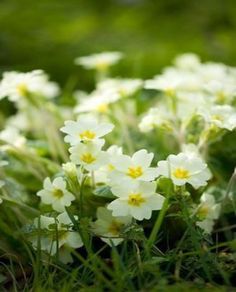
146,196,169,250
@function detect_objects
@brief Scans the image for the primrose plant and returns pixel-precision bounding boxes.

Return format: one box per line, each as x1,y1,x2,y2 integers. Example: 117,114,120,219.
0,52,235,266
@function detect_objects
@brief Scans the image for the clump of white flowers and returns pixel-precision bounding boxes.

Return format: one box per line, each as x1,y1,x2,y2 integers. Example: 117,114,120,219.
1,52,234,267
140,53,236,150
0,70,60,103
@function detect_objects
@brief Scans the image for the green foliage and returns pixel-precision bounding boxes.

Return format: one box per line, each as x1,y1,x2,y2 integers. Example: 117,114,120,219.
1,0,236,88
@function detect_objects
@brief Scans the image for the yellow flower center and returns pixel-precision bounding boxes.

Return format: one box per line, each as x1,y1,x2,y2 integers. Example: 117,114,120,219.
118,88,128,97
52,188,64,199
80,153,96,164
165,88,175,97
108,164,115,171
17,83,28,96
55,230,68,242
197,204,209,220
173,168,190,179
96,103,108,113
128,193,146,207
79,130,96,140
96,61,109,71
216,91,226,103
127,166,143,179
212,114,223,121
108,220,123,235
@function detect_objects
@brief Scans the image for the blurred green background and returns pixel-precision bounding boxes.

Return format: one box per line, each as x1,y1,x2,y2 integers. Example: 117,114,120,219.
0,0,236,89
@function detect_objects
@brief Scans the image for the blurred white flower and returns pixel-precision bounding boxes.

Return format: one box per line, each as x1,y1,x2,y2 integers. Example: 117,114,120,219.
139,106,173,132
196,193,221,233
92,207,132,246
199,105,236,131
174,53,201,70
7,112,30,131
145,73,182,96
62,162,78,179
0,70,60,102
197,62,228,83
37,177,75,212
32,212,83,263
97,78,143,98
60,116,114,146
108,181,165,220
145,70,202,94
94,145,123,183
109,149,158,185
204,80,236,103
74,89,120,114
0,126,26,147
157,153,211,189
75,52,123,71
182,144,201,158
176,92,208,120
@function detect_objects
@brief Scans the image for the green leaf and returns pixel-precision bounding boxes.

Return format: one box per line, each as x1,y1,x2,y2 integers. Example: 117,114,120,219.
93,185,115,199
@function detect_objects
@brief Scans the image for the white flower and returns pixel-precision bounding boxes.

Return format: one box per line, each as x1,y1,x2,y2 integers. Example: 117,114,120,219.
94,145,123,183
197,62,228,83
0,70,60,102
7,112,29,131
32,212,83,263
176,92,208,122
69,140,108,171
204,80,236,103
109,149,158,185
182,144,201,158
62,162,77,178
0,126,26,147
139,106,173,133
97,78,143,98
156,153,211,189
196,193,221,233
74,89,120,114
145,69,202,95
75,52,123,71
60,116,114,145
37,177,75,212
108,181,165,220
92,207,132,246
174,53,201,70
145,74,182,96
199,105,236,131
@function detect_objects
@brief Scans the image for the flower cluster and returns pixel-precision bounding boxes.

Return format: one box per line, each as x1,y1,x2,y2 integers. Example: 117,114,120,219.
140,54,236,148
0,70,59,103
0,52,232,266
